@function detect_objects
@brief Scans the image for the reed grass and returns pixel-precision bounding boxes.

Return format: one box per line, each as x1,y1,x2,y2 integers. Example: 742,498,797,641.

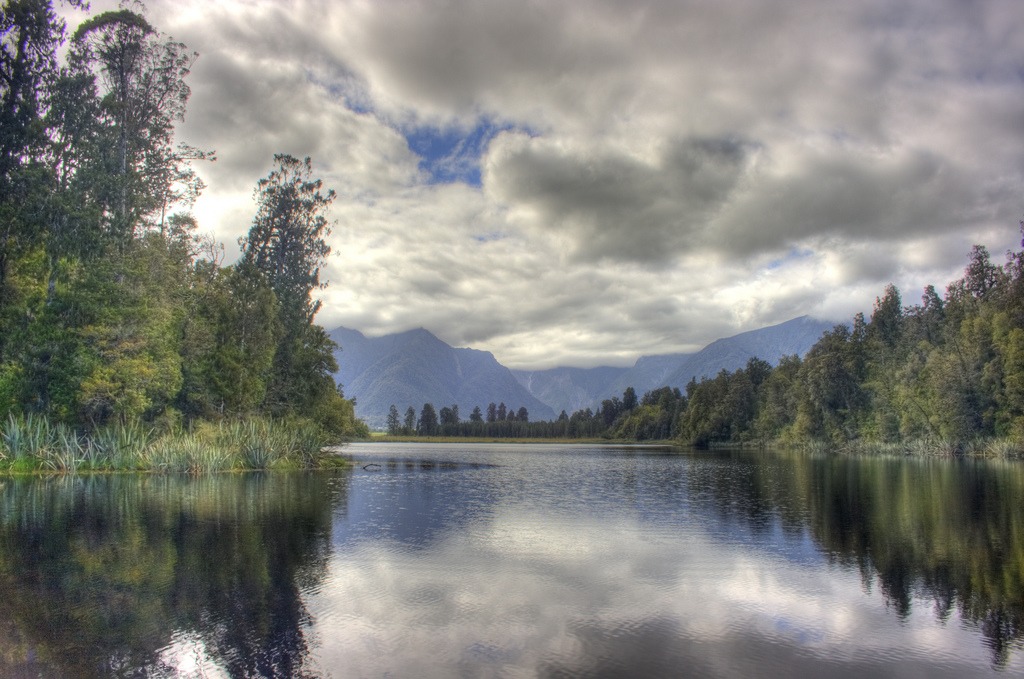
0,415,340,475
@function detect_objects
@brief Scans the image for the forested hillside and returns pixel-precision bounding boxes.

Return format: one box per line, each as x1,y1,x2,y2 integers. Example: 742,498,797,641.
396,235,1024,454
668,238,1024,450
511,316,832,414
0,2,365,439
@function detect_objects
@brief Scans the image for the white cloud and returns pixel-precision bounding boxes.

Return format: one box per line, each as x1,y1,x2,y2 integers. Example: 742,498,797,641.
62,0,1024,368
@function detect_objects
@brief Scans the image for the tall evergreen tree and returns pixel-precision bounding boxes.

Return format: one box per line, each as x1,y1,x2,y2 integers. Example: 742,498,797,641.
386,404,400,435
239,154,337,416
417,402,438,435
240,154,333,325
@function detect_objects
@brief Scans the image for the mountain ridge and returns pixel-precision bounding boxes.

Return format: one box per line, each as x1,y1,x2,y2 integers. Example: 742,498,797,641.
330,326,557,428
510,316,833,415
331,315,835,428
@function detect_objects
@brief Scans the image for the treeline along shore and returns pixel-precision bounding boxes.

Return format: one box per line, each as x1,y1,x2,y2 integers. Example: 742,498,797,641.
4,2,1023,468
390,229,1024,457
0,2,368,472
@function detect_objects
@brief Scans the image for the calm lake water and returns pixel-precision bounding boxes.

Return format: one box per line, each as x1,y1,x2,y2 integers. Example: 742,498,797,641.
0,443,1022,677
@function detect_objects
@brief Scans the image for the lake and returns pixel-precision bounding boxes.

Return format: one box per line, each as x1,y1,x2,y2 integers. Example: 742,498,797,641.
0,443,1021,677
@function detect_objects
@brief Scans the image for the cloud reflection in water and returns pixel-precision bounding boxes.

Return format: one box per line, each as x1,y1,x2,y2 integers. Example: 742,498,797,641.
307,445,1010,677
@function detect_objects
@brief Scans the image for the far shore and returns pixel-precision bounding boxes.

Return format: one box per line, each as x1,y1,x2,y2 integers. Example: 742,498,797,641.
358,434,679,445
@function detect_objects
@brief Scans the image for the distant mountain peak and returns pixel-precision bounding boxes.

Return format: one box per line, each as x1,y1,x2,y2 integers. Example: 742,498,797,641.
511,316,833,415
331,316,833,428
329,325,555,429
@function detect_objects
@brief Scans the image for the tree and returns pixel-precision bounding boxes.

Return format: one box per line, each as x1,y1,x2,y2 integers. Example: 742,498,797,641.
178,262,279,419
0,0,72,179
754,355,801,440
42,234,187,425
239,155,337,417
622,387,638,411
386,404,400,435
869,284,903,349
600,397,622,426
798,323,868,441
68,7,208,244
439,406,454,426
963,244,1000,300
240,154,333,326
403,406,415,434
496,402,507,421
906,284,944,345
486,402,497,423
417,402,438,435
469,405,483,422
517,406,528,422
0,0,74,356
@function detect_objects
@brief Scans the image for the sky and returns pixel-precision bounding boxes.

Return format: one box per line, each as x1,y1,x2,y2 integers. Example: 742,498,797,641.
63,0,1024,370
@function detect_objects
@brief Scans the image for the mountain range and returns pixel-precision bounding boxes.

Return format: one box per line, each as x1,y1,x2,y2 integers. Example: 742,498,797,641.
330,315,834,429
328,326,558,428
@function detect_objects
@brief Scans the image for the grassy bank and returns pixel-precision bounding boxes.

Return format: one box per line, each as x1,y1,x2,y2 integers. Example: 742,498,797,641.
375,432,1024,459
0,415,348,474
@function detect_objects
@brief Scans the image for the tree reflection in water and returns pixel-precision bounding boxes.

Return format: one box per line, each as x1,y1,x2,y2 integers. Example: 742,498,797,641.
695,451,1024,668
0,448,1022,674
0,472,348,678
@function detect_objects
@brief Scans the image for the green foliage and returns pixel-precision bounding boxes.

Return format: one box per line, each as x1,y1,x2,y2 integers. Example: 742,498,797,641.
237,155,349,429
387,387,685,441
0,361,23,419
0,472,338,675
0,415,340,473
0,2,367,465
417,402,438,435
178,262,280,419
68,6,209,242
387,404,401,435
670,224,1024,452
240,154,333,325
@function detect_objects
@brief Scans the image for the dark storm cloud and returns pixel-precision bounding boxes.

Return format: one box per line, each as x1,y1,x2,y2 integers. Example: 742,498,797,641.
489,135,752,264
714,148,980,257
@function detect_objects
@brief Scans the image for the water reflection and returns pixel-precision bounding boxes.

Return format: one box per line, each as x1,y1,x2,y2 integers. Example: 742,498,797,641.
318,444,1024,676
0,472,347,677
334,457,499,549
0,446,1022,677
792,453,1024,666
683,451,1024,665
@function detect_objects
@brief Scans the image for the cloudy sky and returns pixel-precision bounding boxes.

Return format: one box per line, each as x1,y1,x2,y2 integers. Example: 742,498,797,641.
65,0,1024,369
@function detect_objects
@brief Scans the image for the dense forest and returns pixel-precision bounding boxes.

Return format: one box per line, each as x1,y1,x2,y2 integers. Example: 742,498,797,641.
395,231,1024,454
0,0,366,468
5,1,1022,460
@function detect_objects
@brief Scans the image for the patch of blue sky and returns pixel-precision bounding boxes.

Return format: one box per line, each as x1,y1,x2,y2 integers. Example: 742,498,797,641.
304,68,375,115
473,232,506,243
403,118,518,187
319,70,526,187
767,247,815,270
